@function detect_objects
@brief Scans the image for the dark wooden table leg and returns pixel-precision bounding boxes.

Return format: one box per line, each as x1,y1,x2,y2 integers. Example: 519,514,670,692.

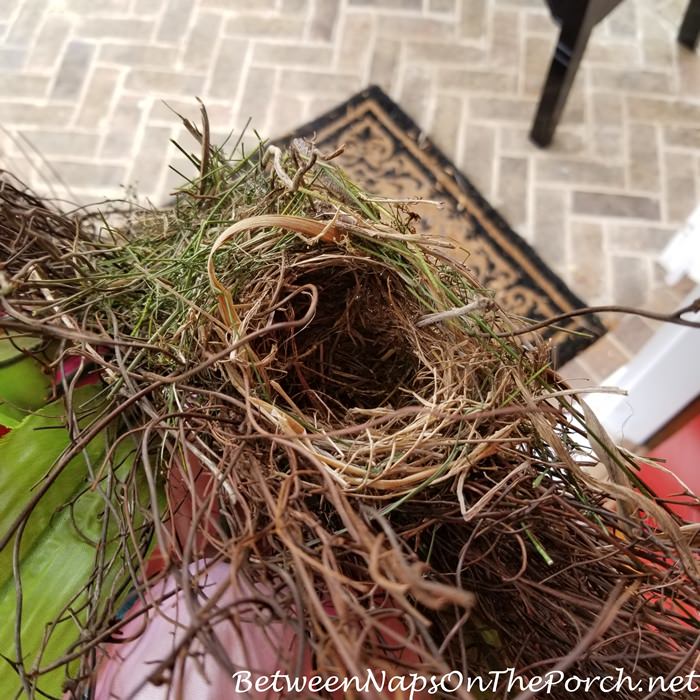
530,0,623,148
530,2,598,147
679,0,700,50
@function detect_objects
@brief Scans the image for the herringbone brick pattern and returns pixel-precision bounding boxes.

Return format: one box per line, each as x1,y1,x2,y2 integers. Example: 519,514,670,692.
1,0,698,380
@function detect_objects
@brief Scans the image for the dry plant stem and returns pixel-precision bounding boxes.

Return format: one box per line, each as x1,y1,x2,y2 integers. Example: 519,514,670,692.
207,214,341,327
196,97,211,195
416,298,490,328
495,299,700,337
511,580,636,700
263,145,294,190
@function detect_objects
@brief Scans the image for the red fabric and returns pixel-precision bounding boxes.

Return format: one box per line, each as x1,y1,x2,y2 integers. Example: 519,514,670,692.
641,414,700,523
636,415,700,627
54,355,102,389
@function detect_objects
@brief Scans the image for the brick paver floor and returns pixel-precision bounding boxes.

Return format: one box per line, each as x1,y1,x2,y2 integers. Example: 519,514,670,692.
1,0,698,381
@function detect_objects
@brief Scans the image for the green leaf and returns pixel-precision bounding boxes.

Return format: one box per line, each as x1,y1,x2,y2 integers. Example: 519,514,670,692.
0,385,108,591
0,440,151,698
0,407,19,430
0,333,52,421
0,357,52,421
0,334,43,364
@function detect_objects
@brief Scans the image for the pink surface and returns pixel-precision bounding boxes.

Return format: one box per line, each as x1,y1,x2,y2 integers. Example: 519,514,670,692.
94,561,302,699
92,560,424,699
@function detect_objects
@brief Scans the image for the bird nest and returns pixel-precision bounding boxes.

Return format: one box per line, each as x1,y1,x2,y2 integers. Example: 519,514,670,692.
0,115,698,699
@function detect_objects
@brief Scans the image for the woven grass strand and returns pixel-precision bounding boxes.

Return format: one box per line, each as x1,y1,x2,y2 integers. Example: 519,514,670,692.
208,214,342,327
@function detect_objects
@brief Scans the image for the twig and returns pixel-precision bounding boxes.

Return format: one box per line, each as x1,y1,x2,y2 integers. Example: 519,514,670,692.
262,144,294,190
495,298,700,337
416,298,490,327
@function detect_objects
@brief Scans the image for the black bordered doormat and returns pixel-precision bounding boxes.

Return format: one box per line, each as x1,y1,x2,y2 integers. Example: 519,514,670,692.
280,85,605,366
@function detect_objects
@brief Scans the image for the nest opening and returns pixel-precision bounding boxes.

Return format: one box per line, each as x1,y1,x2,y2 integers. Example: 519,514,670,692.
251,261,421,419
